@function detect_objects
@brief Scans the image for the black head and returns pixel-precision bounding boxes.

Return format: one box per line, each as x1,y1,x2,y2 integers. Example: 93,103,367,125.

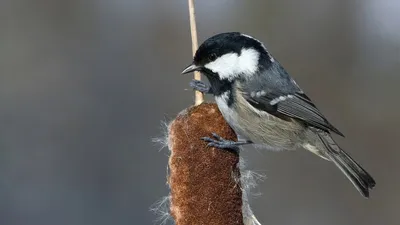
194,32,266,65
182,32,272,81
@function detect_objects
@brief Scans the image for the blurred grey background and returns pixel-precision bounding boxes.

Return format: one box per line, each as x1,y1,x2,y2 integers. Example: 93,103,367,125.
1,0,399,225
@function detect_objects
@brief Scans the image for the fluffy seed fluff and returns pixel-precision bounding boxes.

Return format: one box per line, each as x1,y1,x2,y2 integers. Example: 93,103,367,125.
239,157,265,225
152,120,264,225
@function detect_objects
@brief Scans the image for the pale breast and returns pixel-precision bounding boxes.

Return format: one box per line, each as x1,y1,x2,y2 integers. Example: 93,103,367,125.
219,87,306,150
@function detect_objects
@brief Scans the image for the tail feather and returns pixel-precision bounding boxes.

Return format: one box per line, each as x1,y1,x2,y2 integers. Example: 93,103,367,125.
317,132,376,198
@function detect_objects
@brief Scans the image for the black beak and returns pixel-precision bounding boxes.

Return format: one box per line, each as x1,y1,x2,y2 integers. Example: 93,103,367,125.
181,63,202,74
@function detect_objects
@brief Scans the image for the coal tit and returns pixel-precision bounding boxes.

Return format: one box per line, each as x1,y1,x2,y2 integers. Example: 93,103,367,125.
182,32,375,198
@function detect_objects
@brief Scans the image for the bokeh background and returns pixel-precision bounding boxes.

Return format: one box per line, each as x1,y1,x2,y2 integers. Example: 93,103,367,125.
1,1,399,225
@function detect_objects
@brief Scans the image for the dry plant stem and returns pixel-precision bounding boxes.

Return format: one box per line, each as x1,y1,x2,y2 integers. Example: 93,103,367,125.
188,0,204,105
168,103,243,225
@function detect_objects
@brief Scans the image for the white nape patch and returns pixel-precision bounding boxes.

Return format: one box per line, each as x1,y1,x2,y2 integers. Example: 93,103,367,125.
270,94,293,105
204,48,260,81
241,33,275,63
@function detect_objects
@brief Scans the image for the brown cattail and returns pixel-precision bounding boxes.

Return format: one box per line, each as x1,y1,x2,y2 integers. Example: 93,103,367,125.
168,103,244,225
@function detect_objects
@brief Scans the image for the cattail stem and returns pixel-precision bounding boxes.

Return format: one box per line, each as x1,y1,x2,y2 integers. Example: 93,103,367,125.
187,0,203,105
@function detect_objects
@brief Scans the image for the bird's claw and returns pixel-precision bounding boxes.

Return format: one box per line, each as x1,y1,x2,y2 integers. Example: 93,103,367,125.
201,133,239,150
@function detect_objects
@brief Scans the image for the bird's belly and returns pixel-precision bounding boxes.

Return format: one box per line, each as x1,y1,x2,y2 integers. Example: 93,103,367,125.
216,96,306,150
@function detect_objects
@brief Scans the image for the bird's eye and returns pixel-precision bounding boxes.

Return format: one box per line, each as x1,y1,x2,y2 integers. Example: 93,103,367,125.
208,53,217,61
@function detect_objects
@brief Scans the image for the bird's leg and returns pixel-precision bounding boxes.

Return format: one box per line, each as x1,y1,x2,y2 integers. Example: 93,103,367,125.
190,79,213,94
201,133,253,150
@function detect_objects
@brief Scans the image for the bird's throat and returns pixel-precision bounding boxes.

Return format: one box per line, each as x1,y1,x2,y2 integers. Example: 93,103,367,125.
205,74,233,97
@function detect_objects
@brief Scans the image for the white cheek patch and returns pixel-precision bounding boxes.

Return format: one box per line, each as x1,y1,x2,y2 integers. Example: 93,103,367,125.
204,48,260,81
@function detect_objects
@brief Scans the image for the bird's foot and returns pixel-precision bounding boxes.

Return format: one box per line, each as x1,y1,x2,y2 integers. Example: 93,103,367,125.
201,133,252,150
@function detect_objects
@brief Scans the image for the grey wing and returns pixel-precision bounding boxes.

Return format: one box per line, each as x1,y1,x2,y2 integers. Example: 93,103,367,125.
242,75,344,137
275,92,343,136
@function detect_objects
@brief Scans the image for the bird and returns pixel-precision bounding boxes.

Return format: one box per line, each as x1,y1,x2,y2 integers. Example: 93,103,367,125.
181,32,375,198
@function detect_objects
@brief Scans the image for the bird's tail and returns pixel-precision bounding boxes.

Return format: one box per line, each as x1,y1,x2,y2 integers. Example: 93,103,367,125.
317,132,376,198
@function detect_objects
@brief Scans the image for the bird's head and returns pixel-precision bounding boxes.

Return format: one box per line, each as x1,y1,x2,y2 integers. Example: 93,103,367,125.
182,32,273,83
